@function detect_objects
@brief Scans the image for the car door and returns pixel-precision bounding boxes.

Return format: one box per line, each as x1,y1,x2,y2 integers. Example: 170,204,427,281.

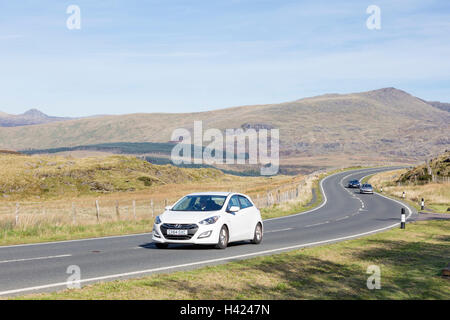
238,195,257,240
225,195,246,242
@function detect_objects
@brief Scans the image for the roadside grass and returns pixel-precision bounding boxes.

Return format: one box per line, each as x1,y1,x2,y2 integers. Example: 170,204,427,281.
260,174,322,220
367,170,450,214
16,219,450,300
0,220,153,246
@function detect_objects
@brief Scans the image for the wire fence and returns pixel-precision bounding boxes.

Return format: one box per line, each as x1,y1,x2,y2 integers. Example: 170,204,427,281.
0,171,324,229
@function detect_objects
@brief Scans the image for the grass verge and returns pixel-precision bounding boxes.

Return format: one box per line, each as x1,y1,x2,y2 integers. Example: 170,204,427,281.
16,219,450,300
0,220,153,246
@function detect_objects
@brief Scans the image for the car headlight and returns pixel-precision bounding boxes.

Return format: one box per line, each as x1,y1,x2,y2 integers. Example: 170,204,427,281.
155,215,162,224
199,216,219,225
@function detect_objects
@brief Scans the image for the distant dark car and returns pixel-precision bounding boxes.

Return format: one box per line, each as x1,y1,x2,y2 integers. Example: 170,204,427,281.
348,180,361,188
360,184,374,194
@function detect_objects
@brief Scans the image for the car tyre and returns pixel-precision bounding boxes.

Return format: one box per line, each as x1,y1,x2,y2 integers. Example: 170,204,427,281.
251,223,263,244
215,225,229,249
155,243,168,249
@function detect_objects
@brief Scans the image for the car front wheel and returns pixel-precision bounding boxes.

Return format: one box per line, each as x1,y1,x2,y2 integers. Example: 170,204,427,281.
215,225,229,249
251,223,263,244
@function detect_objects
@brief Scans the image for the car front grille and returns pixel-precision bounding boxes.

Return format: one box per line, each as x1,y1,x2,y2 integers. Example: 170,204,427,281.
160,223,199,240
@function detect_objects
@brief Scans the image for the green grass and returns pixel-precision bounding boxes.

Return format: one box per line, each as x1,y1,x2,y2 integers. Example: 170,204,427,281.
0,220,154,246
16,219,450,300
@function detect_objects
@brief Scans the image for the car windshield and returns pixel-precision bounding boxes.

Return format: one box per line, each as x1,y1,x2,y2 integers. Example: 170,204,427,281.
362,184,372,188
171,195,227,212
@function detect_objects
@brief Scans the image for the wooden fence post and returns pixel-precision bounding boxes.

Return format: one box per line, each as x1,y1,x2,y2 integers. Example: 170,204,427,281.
151,199,154,218
95,200,100,222
72,202,76,224
15,203,19,226
133,200,136,220
115,200,120,220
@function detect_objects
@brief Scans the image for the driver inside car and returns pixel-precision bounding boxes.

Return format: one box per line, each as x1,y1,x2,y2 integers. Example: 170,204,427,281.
197,197,221,211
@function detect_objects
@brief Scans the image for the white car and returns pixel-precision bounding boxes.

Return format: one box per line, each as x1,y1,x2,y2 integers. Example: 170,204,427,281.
152,192,263,249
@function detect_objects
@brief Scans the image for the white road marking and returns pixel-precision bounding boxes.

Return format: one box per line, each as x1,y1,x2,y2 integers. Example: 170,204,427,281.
0,254,71,264
335,216,349,221
265,228,293,233
304,221,328,228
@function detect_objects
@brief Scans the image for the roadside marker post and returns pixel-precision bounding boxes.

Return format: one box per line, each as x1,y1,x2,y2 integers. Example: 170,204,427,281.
402,191,405,199
400,208,406,229
421,198,424,211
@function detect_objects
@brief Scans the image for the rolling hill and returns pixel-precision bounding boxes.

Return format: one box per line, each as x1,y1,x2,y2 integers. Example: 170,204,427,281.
1,88,449,167
0,154,223,199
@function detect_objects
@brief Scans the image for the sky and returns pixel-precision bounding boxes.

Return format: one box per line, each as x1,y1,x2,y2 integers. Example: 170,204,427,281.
0,0,450,117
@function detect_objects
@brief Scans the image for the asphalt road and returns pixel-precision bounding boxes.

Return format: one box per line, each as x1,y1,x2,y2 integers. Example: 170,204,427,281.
0,167,416,296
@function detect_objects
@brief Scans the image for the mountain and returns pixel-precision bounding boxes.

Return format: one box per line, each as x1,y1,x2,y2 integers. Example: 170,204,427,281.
0,88,449,166
0,109,73,127
424,101,450,113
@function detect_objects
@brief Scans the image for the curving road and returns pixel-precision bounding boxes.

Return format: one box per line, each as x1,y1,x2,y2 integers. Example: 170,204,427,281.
0,167,416,296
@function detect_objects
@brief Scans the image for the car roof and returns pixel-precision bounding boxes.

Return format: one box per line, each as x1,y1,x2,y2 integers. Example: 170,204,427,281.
186,192,231,197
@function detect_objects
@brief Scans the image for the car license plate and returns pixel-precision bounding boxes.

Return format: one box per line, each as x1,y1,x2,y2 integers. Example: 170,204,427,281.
167,229,188,236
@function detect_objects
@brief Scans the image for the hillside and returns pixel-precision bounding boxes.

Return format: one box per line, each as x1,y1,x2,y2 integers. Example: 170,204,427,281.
0,154,223,200
424,101,450,113
0,109,74,127
397,150,450,184
1,88,449,164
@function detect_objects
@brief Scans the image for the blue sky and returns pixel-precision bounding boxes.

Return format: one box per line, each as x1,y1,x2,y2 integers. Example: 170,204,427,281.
1,0,450,117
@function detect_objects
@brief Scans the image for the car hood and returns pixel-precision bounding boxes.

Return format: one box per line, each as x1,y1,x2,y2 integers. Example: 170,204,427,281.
161,210,221,224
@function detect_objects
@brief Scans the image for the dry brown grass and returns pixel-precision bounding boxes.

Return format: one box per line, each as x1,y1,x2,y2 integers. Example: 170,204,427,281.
368,169,450,213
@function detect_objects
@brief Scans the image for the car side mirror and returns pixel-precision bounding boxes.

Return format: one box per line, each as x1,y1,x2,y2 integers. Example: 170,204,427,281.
228,206,240,213
165,205,172,211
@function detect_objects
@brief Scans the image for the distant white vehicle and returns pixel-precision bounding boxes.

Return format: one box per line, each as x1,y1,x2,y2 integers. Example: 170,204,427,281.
152,192,263,249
